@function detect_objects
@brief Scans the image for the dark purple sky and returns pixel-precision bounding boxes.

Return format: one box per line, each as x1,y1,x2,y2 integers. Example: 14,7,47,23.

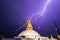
0,0,60,38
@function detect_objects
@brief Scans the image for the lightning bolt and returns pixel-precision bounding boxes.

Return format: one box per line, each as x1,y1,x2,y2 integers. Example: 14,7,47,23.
30,0,51,20
14,0,51,33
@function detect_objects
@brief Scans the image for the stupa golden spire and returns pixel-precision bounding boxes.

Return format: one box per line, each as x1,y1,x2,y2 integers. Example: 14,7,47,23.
26,19,33,30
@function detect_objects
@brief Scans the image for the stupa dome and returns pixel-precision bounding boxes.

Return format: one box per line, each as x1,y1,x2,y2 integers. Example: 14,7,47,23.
18,30,40,37
18,19,40,38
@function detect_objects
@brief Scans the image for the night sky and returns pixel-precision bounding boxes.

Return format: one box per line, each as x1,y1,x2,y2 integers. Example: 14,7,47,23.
0,0,60,38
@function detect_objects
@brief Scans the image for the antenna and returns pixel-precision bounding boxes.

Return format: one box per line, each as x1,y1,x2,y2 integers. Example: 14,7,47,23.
53,20,58,32
53,20,60,39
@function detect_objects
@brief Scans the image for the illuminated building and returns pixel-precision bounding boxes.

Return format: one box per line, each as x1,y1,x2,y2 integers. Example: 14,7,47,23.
2,20,58,40
17,19,49,40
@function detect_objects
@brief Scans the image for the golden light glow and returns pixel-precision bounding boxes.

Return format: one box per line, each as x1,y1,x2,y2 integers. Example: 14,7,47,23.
58,35,60,39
